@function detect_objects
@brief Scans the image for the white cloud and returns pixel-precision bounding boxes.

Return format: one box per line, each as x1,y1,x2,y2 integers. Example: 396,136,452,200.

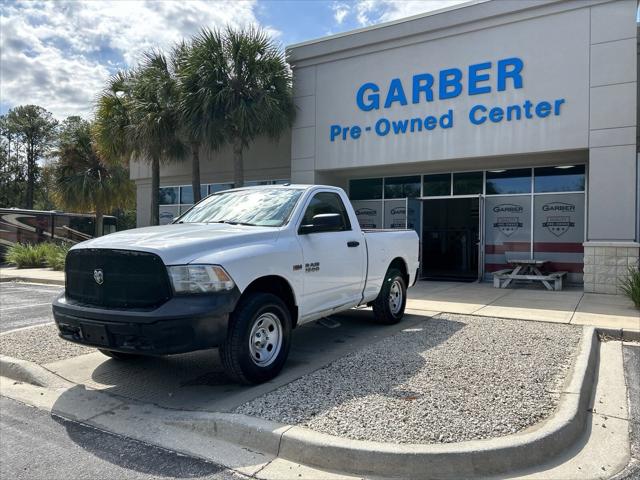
332,2,350,24
1,0,271,119
335,0,469,27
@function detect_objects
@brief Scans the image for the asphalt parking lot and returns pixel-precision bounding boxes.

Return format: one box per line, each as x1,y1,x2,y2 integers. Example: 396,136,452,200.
0,282,62,333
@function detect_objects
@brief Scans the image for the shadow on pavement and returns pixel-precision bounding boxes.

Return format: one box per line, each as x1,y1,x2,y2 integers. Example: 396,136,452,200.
47,309,440,414
49,405,225,478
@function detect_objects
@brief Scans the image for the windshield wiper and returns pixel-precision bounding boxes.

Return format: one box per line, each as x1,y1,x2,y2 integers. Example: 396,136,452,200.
209,220,258,226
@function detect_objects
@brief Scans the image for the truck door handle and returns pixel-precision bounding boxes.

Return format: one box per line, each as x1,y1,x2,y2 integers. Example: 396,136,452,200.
347,241,360,248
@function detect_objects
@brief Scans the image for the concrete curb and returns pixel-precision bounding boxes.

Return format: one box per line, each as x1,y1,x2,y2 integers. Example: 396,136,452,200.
168,412,290,456
0,276,65,286
598,327,640,343
179,326,600,479
0,355,72,388
1,326,601,479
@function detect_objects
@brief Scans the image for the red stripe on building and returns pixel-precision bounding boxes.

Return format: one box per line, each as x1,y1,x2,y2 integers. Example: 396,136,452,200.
485,243,530,254
534,243,583,253
485,262,583,273
486,243,583,254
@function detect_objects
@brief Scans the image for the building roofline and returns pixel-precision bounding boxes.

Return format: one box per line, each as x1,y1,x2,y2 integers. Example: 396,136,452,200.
286,0,613,65
286,0,487,50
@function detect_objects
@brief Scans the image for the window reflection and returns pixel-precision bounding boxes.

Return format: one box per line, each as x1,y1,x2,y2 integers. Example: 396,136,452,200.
349,178,383,200
453,171,483,195
159,187,179,205
384,176,420,199
178,188,303,227
423,174,451,197
486,169,531,195
534,166,585,193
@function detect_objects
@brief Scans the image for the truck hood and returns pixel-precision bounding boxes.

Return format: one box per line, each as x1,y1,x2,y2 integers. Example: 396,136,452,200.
72,223,279,265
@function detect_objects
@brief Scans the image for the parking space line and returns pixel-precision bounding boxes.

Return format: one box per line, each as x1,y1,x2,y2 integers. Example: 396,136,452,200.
0,322,55,335
0,302,53,312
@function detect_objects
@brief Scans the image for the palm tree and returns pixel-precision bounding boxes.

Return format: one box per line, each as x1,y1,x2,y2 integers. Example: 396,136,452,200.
174,40,223,204
184,27,295,188
94,71,133,166
94,53,186,226
52,117,134,236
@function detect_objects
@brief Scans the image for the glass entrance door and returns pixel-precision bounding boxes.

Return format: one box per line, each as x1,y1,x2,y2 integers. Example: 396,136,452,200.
422,197,480,280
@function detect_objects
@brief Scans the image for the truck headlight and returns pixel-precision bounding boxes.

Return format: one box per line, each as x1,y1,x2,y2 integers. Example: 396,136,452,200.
167,265,235,294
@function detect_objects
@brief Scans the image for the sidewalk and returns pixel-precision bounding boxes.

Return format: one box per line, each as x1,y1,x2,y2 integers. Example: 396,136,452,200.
408,281,639,333
0,266,65,286
1,266,638,333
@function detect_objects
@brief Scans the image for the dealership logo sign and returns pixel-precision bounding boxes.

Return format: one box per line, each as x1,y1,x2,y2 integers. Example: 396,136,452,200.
493,203,523,214
328,57,567,142
542,202,575,212
355,208,377,216
494,217,523,237
390,207,406,215
543,216,575,237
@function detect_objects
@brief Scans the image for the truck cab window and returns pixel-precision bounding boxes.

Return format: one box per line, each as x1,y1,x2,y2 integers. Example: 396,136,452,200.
302,192,351,231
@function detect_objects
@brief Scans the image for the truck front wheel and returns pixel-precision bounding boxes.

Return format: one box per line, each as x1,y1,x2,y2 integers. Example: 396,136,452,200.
220,292,292,384
372,268,407,324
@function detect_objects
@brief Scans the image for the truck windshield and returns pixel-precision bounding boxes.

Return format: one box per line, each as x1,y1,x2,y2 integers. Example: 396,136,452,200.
176,188,303,227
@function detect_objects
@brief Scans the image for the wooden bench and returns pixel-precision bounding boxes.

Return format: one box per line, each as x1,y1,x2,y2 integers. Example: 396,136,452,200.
492,267,568,291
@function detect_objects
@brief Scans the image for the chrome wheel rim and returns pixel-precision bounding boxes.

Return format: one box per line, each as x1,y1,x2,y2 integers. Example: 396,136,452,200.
388,279,403,315
249,312,283,367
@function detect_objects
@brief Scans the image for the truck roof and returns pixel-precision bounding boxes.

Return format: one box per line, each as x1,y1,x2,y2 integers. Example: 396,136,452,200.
217,184,339,192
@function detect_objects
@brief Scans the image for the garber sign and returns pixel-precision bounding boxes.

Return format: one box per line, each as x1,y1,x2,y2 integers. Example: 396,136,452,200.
329,57,566,142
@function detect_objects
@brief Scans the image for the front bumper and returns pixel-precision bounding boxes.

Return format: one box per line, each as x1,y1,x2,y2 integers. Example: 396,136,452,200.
52,289,240,355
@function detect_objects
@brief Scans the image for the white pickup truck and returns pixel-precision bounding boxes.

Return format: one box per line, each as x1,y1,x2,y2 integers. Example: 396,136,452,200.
53,185,419,383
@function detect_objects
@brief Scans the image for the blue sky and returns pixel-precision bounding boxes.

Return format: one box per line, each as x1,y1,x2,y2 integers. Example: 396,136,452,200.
0,0,467,119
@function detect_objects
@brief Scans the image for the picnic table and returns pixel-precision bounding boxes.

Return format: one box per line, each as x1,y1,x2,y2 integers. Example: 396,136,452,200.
492,258,567,291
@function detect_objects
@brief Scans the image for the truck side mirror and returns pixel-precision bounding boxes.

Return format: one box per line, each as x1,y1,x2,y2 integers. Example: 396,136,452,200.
299,213,342,234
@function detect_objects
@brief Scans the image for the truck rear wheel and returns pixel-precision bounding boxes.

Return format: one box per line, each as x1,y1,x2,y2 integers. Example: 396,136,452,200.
220,292,292,384
372,268,407,324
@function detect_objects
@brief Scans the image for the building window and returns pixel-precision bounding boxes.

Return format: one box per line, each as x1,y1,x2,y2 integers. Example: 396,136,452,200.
486,168,531,195
534,165,585,193
159,187,179,205
244,179,290,186
384,176,420,199
453,171,483,195
208,183,234,194
484,195,532,269
349,178,383,200
180,185,208,204
423,173,451,197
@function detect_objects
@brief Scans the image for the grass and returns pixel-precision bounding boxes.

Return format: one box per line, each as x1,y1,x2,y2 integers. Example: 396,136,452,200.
5,242,71,271
620,266,640,308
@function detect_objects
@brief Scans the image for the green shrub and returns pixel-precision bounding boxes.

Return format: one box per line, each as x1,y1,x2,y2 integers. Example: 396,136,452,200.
5,242,70,270
620,266,640,308
43,243,70,271
5,243,46,268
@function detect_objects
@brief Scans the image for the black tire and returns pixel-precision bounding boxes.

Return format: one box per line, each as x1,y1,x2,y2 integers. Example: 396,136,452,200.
220,292,292,385
98,349,142,360
372,268,407,324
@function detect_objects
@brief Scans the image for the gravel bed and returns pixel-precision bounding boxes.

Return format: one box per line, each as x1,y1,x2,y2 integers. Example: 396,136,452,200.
0,323,93,364
235,313,582,444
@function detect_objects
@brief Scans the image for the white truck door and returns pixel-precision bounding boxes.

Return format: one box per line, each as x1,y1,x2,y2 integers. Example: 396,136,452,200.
296,191,366,317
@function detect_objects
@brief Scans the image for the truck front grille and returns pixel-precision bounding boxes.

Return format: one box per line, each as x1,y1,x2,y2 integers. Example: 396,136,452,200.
65,249,172,309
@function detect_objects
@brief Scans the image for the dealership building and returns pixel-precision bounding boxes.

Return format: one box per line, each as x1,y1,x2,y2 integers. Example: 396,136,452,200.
130,0,639,294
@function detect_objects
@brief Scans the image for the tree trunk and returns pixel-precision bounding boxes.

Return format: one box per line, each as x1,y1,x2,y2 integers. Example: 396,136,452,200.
94,208,104,237
25,142,34,209
232,136,244,188
151,156,160,226
191,142,201,203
